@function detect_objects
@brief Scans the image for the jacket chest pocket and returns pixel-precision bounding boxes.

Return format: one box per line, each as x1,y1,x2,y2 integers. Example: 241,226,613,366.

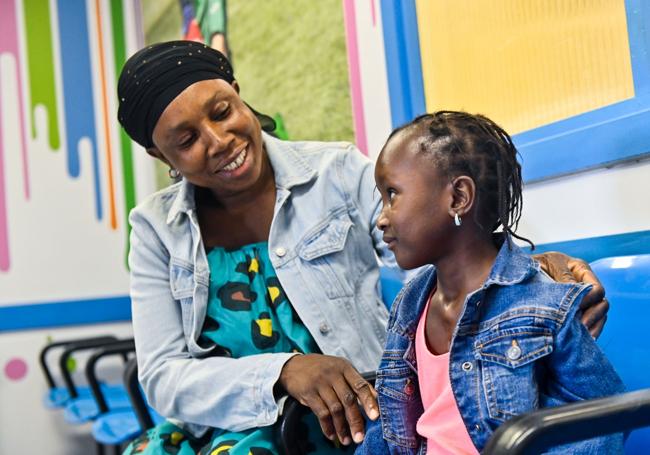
297,210,354,299
476,327,553,422
376,366,421,449
170,261,195,301
169,260,210,355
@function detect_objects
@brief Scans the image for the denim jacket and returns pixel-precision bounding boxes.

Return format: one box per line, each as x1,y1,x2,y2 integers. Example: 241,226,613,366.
128,133,395,435
357,238,625,454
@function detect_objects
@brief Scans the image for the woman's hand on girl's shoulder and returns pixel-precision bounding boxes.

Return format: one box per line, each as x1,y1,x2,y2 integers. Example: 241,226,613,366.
533,251,608,338
278,354,379,446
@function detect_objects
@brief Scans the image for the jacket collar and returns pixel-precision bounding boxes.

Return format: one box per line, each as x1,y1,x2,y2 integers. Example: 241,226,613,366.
394,235,539,335
166,132,317,224
483,235,540,287
263,132,317,190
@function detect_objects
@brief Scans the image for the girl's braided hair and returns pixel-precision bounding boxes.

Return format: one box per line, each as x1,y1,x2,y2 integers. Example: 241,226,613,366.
388,110,534,249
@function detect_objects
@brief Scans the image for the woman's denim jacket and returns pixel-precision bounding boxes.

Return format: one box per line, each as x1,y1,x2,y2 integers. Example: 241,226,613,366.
357,239,625,454
128,133,395,435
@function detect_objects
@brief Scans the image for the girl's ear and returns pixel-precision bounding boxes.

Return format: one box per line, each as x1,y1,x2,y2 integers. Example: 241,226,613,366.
448,175,476,217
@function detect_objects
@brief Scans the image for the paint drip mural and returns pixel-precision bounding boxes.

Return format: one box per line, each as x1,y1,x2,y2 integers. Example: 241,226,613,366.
0,0,155,328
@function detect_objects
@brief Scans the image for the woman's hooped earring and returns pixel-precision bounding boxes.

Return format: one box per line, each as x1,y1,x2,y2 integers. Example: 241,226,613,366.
454,213,462,227
168,168,180,179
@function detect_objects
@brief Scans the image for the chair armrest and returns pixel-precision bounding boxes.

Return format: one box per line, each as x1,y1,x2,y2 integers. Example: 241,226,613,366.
123,357,156,431
39,336,118,390
84,339,135,414
483,389,650,455
275,371,377,455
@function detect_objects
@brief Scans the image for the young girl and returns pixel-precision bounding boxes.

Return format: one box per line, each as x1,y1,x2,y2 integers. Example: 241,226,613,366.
356,111,625,454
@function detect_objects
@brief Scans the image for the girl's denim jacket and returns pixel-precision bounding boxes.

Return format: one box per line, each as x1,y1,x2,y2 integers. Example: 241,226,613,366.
128,133,396,436
357,238,625,454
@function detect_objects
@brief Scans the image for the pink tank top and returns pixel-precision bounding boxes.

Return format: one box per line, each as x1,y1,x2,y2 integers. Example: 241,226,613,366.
415,293,479,454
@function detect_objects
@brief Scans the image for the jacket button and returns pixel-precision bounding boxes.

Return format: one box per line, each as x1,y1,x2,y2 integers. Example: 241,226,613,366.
319,322,330,334
461,361,473,371
507,343,522,361
275,247,287,257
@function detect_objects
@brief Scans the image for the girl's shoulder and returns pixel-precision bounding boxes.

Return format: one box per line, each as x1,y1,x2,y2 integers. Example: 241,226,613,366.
482,270,592,330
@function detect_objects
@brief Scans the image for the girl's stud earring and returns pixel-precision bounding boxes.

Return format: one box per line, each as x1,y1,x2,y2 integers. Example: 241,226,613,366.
454,213,462,227
168,168,180,179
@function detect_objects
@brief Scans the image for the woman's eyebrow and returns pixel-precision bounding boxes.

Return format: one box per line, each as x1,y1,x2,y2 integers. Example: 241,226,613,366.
165,94,222,139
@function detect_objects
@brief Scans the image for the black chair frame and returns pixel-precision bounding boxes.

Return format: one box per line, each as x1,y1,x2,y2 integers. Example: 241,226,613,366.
59,337,129,399
276,371,376,455
39,336,118,396
483,388,650,454
84,339,136,414
123,357,156,432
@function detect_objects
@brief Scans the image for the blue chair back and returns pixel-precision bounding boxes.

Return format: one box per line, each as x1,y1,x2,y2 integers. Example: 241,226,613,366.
380,266,404,309
591,254,650,454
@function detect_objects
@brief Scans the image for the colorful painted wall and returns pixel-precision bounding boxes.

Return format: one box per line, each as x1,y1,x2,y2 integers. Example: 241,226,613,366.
342,0,650,260
0,1,152,452
0,0,155,327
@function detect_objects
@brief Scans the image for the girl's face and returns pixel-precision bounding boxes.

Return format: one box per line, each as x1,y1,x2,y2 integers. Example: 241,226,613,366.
149,78,266,197
375,127,456,269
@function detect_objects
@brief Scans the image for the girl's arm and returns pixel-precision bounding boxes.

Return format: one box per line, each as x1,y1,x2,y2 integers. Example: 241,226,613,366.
128,211,297,432
543,284,625,452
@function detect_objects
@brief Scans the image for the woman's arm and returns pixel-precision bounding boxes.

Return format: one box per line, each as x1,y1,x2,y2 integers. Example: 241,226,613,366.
533,252,608,337
128,211,297,431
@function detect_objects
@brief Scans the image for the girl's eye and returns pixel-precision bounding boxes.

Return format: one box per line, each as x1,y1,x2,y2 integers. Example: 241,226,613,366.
387,189,396,202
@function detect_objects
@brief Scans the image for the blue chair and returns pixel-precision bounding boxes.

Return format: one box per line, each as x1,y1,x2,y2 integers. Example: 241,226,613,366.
60,339,132,425
591,254,650,453
39,336,119,408
379,266,404,309
92,354,164,452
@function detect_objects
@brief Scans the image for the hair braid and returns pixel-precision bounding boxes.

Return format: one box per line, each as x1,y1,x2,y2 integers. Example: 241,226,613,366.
393,110,534,249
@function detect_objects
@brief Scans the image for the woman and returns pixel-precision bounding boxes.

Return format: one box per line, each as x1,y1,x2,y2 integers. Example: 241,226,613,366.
117,41,608,454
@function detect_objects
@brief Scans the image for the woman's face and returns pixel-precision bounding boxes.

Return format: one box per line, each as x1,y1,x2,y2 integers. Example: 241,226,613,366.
150,78,266,197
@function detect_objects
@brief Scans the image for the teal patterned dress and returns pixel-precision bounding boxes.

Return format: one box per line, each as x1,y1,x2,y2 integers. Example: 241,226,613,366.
124,242,351,455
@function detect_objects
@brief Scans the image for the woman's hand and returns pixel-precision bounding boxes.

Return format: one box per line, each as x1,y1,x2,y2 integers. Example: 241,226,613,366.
278,354,379,445
533,251,608,338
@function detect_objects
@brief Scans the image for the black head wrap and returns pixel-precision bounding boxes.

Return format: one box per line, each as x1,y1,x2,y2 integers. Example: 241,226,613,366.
117,40,275,148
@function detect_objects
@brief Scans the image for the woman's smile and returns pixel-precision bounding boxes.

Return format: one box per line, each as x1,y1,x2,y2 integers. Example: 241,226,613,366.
215,143,251,178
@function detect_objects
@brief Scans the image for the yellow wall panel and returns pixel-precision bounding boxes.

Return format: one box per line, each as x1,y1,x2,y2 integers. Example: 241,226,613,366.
415,0,635,134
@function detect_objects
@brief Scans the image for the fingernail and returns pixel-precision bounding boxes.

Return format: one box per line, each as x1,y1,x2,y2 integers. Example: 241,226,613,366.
353,432,364,443
342,436,352,445
369,408,379,420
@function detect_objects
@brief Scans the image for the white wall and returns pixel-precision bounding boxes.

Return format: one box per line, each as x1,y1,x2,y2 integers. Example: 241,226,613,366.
519,158,650,247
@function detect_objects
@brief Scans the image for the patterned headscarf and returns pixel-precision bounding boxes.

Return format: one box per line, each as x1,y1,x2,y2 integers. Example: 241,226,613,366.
117,40,274,148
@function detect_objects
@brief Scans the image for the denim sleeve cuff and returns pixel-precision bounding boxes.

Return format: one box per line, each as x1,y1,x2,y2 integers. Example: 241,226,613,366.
254,352,302,427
